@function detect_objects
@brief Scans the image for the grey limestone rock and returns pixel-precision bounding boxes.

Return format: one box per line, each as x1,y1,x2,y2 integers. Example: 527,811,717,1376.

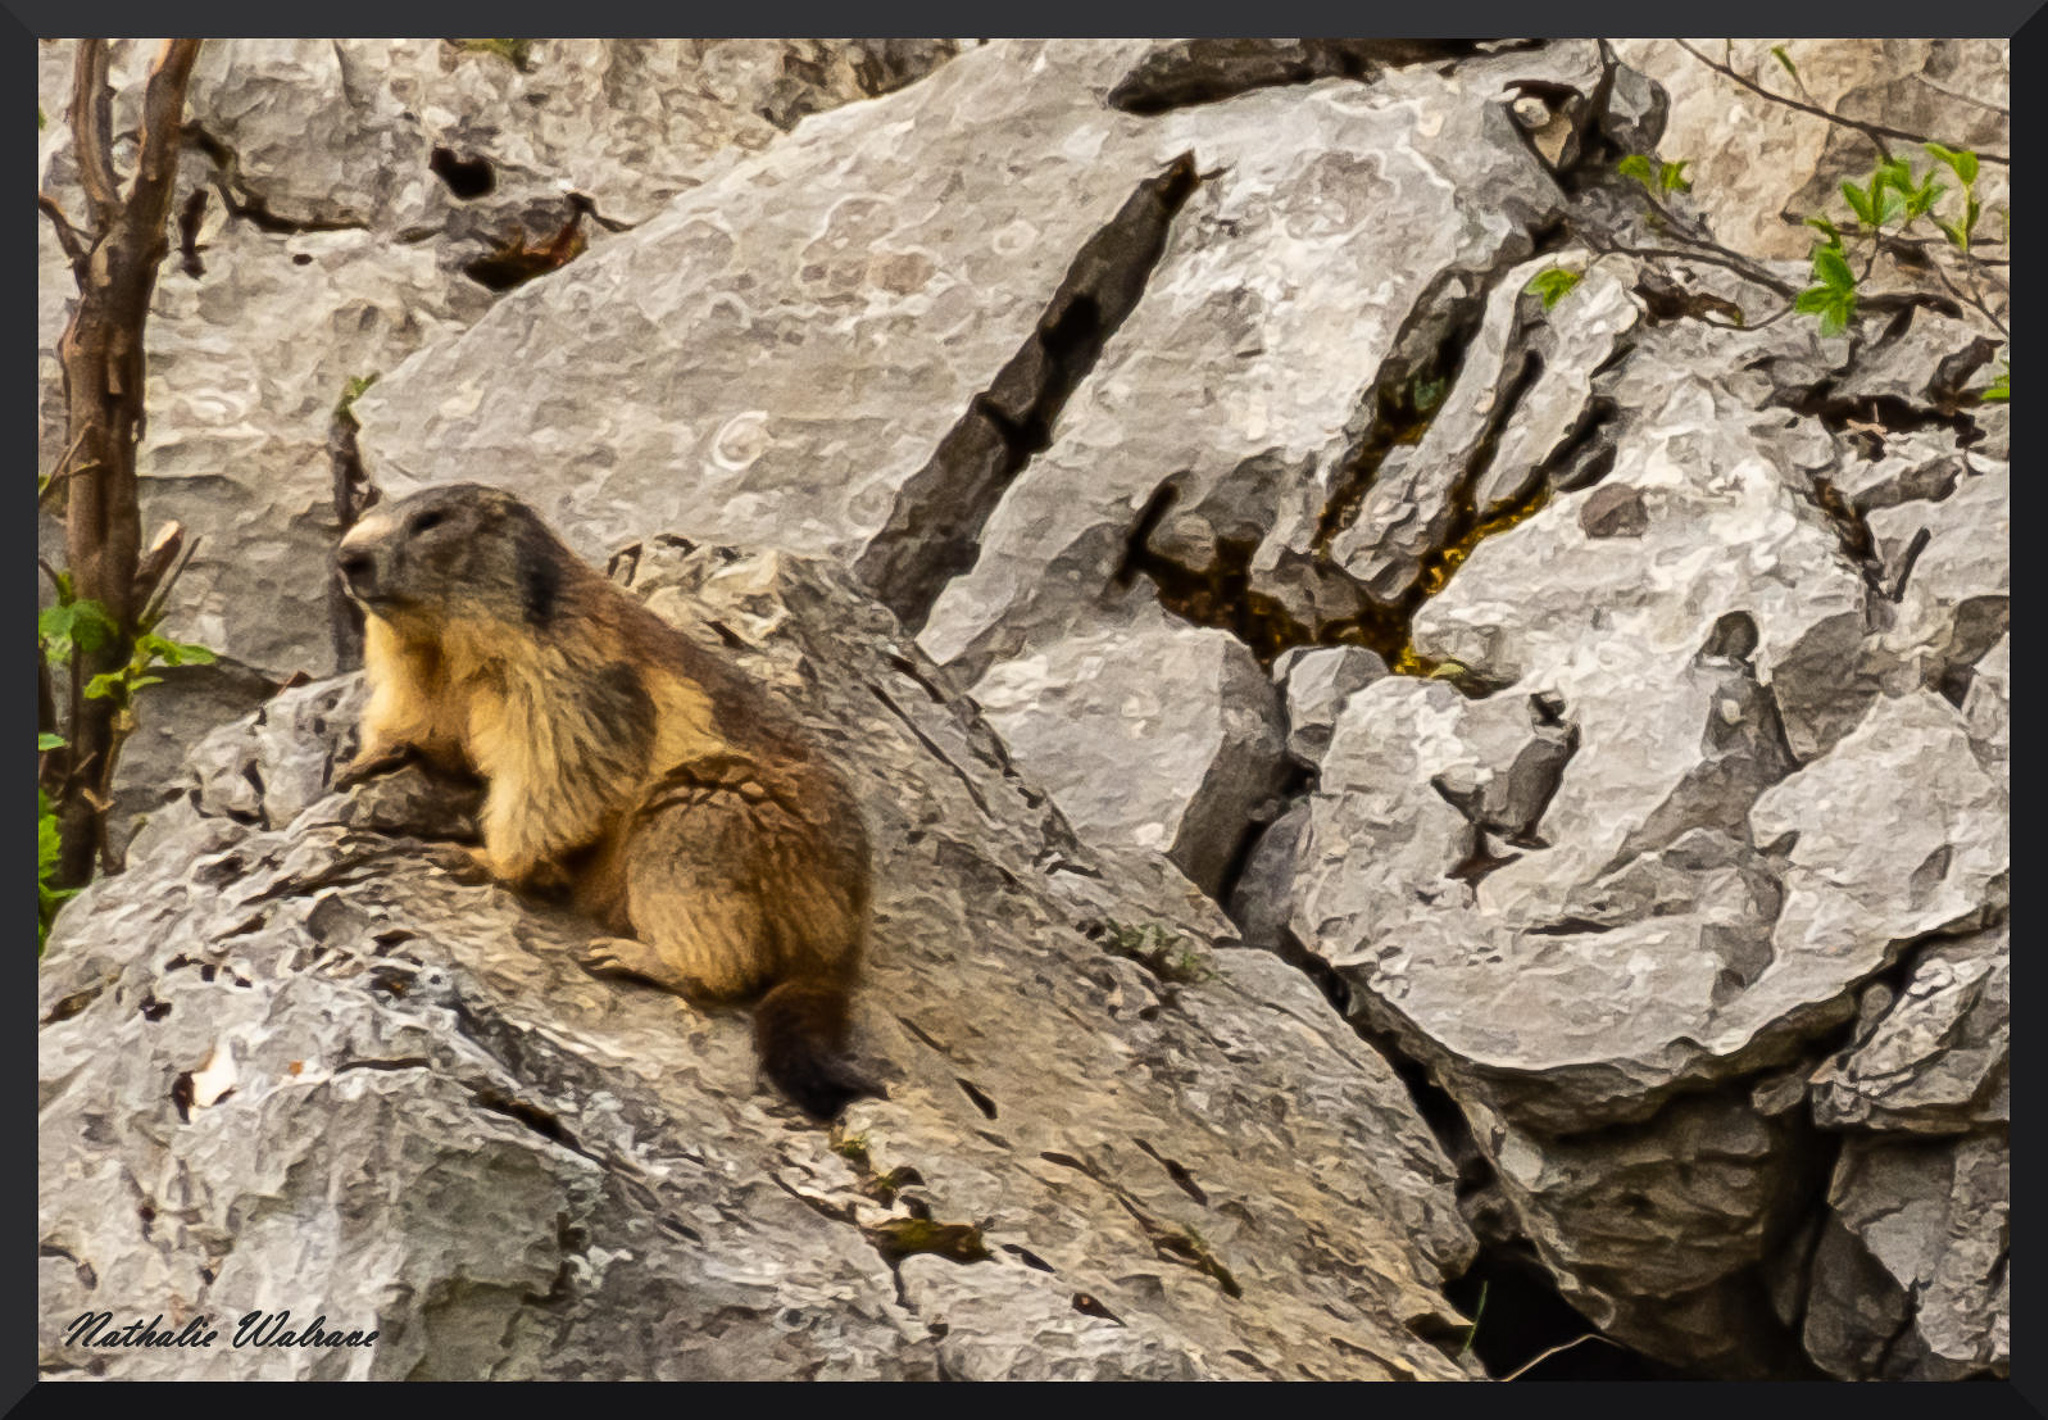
39,542,1474,1381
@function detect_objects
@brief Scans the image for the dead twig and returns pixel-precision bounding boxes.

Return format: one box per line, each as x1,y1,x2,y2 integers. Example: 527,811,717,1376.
137,533,201,633
68,39,121,226
1675,40,2008,167
1500,1332,1622,1381
37,193,89,270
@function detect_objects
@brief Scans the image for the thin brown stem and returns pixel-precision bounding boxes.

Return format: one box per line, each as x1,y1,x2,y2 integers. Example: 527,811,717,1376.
137,533,200,633
37,193,89,270
1500,1333,1621,1381
68,40,120,228
126,41,203,237
1908,246,2009,337
1625,183,1800,298
1675,40,2008,167
48,36,205,888
1602,241,1797,299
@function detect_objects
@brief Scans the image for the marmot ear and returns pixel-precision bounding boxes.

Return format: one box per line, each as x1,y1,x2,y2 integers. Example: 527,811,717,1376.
517,522,562,628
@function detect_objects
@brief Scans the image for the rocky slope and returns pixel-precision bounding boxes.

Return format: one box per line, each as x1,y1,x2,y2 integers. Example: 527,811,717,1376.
39,38,2008,1379
40,544,1477,1380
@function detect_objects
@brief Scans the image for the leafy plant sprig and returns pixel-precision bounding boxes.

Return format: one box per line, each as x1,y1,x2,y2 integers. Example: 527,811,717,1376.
1524,266,1583,310
1792,143,2005,347
1794,242,1858,338
38,554,215,945
1617,154,1693,196
37,744,73,954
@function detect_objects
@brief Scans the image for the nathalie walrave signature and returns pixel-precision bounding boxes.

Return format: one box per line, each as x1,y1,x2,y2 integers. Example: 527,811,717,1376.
66,1309,378,1349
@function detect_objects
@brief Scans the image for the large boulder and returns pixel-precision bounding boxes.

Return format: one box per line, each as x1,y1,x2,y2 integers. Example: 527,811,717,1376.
1272,293,2008,1373
968,603,1288,897
39,541,1476,1381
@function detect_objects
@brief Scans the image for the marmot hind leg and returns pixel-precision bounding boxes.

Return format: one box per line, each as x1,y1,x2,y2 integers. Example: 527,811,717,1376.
615,775,865,994
601,777,876,1118
579,936,728,1002
604,783,788,1001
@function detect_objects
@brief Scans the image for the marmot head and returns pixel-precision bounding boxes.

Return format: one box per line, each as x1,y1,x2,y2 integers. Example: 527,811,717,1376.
336,483,573,637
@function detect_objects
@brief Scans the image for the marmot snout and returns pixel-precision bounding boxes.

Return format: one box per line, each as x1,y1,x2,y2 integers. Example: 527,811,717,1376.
336,483,878,1119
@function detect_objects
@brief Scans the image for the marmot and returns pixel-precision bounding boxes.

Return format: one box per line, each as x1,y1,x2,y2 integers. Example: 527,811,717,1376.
333,483,876,1119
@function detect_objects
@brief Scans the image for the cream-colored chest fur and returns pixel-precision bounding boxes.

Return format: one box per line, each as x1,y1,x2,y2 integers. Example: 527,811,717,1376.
362,615,733,875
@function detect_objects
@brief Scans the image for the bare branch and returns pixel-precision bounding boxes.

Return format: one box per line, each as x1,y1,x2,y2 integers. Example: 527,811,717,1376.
37,193,89,272
48,38,205,889
124,39,203,240
131,520,185,613
137,532,200,633
1591,238,1798,300
1906,246,2009,337
69,39,121,228
1501,1333,1621,1382
1675,41,2008,167
1613,178,1803,299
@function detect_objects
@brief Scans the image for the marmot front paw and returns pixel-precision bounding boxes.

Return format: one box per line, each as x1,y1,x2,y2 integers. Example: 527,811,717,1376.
423,842,497,886
334,743,419,791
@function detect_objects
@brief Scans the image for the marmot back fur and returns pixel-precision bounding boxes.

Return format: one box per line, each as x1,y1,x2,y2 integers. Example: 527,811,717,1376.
335,483,875,1118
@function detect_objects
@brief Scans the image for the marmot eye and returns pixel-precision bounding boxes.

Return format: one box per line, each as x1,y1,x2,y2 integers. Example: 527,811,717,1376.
408,510,447,536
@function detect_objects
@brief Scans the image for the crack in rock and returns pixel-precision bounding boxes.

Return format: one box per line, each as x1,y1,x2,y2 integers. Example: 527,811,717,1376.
856,153,1202,631
1105,39,1524,115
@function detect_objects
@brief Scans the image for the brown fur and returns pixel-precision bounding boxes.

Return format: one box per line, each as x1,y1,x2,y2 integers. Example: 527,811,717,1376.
336,484,876,1118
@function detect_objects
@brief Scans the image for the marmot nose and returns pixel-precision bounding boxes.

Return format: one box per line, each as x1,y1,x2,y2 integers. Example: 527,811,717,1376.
337,551,377,594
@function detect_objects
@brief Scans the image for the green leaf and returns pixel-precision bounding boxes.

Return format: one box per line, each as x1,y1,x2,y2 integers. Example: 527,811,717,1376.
1924,143,1980,186
39,786,74,954
1804,215,1843,247
1875,187,1906,227
1795,286,1854,336
37,732,65,752
137,633,216,668
1840,180,1875,226
36,603,72,647
1873,159,1913,195
39,598,117,660
1771,47,1798,80
1812,246,1856,293
81,672,123,702
1658,159,1692,195
1979,360,2009,403
1935,216,1967,250
1523,267,1582,310
1819,292,1855,338
1905,179,1945,220
333,371,381,423
1617,154,1654,184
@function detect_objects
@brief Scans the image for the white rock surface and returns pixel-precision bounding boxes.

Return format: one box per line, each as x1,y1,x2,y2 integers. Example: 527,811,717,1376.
970,604,1288,896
